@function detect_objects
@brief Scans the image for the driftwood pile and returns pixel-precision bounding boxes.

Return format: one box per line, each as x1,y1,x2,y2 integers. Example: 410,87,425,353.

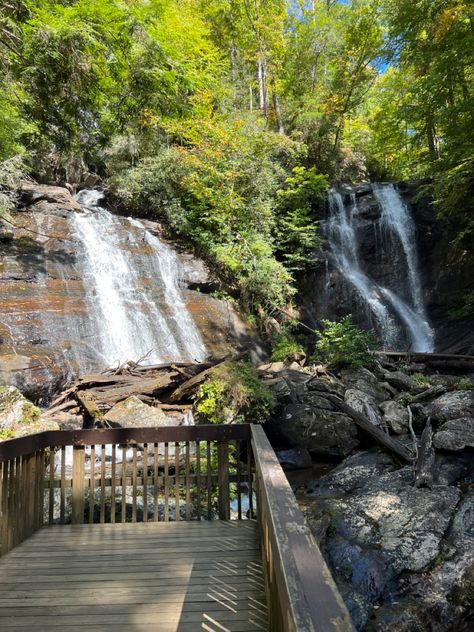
43,355,244,427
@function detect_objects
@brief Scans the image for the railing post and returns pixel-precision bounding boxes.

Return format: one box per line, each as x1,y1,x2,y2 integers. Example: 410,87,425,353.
71,445,85,524
217,440,230,520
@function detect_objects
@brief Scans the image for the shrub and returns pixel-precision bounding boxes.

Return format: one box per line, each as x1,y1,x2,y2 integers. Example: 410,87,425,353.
412,372,430,387
455,377,473,391
270,328,306,362
194,361,275,425
312,316,377,368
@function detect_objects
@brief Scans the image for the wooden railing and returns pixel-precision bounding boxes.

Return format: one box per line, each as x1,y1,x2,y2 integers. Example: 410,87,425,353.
251,425,355,632
0,425,253,554
0,423,354,631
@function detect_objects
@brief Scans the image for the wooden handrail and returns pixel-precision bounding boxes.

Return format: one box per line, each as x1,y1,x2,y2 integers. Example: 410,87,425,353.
251,425,355,632
0,425,253,556
1,424,354,631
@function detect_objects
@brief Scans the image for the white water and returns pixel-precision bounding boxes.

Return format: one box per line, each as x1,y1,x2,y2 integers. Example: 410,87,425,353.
326,186,434,352
70,190,207,367
373,184,424,314
327,191,399,347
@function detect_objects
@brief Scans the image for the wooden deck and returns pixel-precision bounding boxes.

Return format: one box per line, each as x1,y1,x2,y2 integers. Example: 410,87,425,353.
0,520,268,632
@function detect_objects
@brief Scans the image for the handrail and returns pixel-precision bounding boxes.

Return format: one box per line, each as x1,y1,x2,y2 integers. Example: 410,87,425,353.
0,425,253,556
251,425,355,632
0,425,251,462
0,424,354,631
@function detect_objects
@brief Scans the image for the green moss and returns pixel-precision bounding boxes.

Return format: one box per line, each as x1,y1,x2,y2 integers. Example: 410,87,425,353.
270,328,306,362
412,373,430,387
195,361,275,425
455,377,473,390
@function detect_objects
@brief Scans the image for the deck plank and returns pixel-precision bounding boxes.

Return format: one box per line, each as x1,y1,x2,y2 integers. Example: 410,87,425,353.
0,521,268,632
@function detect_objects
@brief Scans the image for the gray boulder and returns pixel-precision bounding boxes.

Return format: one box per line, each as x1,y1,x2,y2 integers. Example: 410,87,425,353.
345,388,382,426
271,403,359,457
426,390,474,422
276,448,312,470
104,396,177,428
379,400,409,434
383,370,424,394
433,418,474,451
341,367,389,401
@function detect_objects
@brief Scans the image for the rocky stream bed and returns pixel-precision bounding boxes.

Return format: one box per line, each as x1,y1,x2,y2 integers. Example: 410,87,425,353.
1,353,473,631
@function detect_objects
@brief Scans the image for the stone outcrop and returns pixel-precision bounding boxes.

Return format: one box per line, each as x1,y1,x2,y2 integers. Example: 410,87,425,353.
299,181,474,354
0,385,58,438
0,183,264,401
305,449,473,631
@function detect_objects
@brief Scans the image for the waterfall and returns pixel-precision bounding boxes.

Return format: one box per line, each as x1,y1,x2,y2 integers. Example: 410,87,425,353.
70,190,207,367
325,186,434,352
326,191,399,347
373,184,424,313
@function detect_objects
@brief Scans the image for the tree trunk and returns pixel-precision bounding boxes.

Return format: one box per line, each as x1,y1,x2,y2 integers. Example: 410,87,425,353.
271,75,284,134
257,52,268,121
426,114,440,161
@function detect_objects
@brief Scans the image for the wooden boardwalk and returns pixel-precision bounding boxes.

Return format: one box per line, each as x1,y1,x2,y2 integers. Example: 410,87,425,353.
0,520,268,632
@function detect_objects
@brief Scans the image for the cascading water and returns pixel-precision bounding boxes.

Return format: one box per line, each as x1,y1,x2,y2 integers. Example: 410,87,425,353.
70,190,207,366
324,185,434,352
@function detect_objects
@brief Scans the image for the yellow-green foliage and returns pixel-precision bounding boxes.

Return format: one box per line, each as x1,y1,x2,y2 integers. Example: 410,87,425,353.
195,361,274,424
270,328,305,362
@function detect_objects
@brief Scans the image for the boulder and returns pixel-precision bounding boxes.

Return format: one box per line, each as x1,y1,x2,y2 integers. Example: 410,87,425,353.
0,385,59,438
383,370,424,394
341,367,389,402
270,403,359,457
307,375,345,398
344,388,382,426
19,182,83,213
433,418,474,451
104,396,177,428
379,400,410,434
0,221,14,241
426,390,474,422
276,448,312,470
0,385,40,430
306,451,462,630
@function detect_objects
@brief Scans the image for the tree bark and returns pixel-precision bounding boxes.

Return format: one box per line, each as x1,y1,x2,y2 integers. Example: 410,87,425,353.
271,75,284,134
326,395,414,463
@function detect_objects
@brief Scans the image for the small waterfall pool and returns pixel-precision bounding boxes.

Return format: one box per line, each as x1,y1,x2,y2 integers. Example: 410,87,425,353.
70,189,207,367
323,184,434,352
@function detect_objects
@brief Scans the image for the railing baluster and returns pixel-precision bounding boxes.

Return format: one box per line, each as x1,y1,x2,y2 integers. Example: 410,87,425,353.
175,441,180,522
153,442,158,522
1,461,8,554
48,449,55,524
60,446,66,524
89,445,95,524
185,442,190,521
121,446,126,523
195,441,201,521
236,440,242,520
100,444,106,524
164,442,169,522
71,445,85,524
247,439,254,519
111,444,116,524
132,445,137,523
218,440,230,520
143,443,148,523
206,441,212,520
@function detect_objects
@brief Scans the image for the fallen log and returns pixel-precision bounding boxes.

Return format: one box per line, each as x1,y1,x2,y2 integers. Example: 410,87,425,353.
415,419,435,488
325,394,414,463
166,352,248,404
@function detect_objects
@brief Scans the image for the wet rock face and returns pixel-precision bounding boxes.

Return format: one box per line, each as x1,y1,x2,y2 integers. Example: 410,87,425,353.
0,183,262,401
299,181,474,354
305,449,473,631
